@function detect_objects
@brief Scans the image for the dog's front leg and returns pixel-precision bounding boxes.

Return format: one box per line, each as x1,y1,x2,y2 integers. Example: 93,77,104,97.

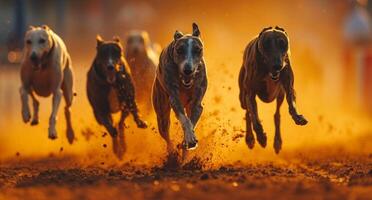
187,83,207,127
48,89,62,139
30,92,39,125
19,86,31,123
281,67,308,126
129,104,148,129
170,94,197,150
245,94,267,147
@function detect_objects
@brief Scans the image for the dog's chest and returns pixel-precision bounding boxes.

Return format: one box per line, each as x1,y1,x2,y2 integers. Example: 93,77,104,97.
108,88,121,113
256,78,281,103
31,70,55,97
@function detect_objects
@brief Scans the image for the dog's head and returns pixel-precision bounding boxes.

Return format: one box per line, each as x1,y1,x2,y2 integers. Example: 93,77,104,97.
172,23,203,88
95,35,124,84
126,31,150,56
257,26,289,81
24,25,54,70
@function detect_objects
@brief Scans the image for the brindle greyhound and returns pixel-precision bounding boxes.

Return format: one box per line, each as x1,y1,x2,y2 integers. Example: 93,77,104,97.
87,36,147,159
238,26,308,154
152,23,207,155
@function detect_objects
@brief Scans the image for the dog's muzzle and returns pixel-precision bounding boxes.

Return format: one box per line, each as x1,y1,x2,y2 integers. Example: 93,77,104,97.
181,75,194,88
180,73,196,89
30,53,41,70
269,71,280,81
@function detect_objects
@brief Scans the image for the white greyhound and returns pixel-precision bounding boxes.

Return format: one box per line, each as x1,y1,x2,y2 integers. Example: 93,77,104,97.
20,25,75,143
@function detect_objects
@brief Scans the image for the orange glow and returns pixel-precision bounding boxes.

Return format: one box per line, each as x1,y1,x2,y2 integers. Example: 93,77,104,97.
0,0,371,169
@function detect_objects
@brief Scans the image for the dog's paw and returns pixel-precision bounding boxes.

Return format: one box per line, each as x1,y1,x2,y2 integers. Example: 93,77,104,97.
292,114,308,126
183,130,198,150
30,118,39,126
256,131,267,148
136,120,148,129
183,139,198,150
66,128,75,144
22,110,31,123
253,123,266,147
274,137,282,154
182,120,198,150
245,132,255,149
48,127,58,140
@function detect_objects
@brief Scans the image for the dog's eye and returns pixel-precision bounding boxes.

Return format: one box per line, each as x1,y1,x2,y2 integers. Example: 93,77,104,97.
193,46,202,54
39,39,46,44
177,47,185,54
26,40,32,45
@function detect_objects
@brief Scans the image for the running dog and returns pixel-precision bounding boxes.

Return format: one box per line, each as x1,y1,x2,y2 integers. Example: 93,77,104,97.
87,35,147,159
20,25,75,143
125,31,158,109
238,26,308,154
152,23,207,154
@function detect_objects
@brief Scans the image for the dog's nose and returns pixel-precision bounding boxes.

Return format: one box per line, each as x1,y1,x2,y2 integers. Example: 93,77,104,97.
183,64,193,75
107,65,115,71
30,53,38,61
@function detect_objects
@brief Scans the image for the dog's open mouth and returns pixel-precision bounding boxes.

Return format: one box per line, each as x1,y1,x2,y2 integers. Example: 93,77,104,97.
181,77,194,88
269,72,280,81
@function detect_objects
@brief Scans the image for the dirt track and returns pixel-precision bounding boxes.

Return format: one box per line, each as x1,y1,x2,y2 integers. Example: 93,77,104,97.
0,149,371,200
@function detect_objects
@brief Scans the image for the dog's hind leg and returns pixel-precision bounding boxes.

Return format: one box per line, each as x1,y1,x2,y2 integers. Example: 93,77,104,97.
113,110,129,160
48,89,62,140
19,86,31,123
94,111,117,137
118,110,129,134
274,90,284,154
62,66,75,144
29,91,39,126
152,81,172,153
245,94,267,148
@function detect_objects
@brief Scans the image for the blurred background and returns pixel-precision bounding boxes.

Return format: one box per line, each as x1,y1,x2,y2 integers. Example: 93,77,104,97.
0,0,370,166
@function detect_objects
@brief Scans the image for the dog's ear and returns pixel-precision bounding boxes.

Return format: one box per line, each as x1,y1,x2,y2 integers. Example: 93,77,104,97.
275,26,288,36
28,26,35,30
259,26,272,37
113,36,121,44
192,23,200,37
41,25,50,30
96,35,104,47
174,30,183,40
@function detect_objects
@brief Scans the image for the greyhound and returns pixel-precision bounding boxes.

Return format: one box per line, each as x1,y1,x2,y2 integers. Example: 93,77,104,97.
152,23,207,156
125,31,158,109
87,35,147,159
20,25,75,143
238,26,308,154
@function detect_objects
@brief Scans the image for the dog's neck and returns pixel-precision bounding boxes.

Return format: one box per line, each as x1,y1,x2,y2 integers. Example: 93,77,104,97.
40,37,55,69
92,61,111,86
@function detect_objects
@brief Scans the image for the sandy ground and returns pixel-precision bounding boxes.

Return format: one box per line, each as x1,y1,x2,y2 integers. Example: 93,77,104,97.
0,147,371,200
